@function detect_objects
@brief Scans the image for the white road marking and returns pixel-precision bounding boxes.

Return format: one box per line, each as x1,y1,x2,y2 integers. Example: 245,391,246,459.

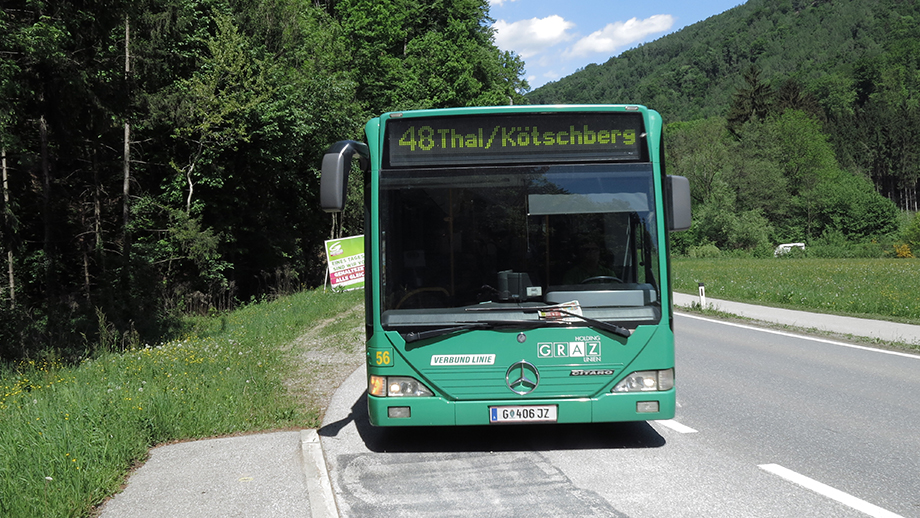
677,312,920,360
759,464,904,518
655,419,698,433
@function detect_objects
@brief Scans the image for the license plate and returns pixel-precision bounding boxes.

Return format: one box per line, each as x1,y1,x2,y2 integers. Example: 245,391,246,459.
489,405,557,423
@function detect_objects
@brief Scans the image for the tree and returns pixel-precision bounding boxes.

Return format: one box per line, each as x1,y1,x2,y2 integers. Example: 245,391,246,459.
726,65,772,138
775,77,822,121
0,10,18,308
812,172,899,239
903,212,920,252
155,11,270,214
684,179,773,252
727,109,841,240
664,118,731,205
1,148,13,307
331,0,527,114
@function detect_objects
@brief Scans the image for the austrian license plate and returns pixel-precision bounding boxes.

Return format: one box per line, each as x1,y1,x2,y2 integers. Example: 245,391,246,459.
489,405,558,423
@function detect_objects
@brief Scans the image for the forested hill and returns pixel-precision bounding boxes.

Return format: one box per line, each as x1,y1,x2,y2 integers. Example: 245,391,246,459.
527,0,920,257
526,0,920,123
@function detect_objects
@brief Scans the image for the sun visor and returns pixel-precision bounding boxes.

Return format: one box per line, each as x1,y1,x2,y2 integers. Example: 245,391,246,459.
528,193,648,215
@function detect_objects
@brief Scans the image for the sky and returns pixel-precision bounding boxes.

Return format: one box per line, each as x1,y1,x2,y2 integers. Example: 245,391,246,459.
487,0,746,90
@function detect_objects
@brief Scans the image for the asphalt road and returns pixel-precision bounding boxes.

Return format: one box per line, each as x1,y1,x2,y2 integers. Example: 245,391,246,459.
318,313,920,517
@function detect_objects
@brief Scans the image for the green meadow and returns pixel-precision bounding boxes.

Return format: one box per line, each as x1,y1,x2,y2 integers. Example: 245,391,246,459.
0,289,363,517
673,257,920,324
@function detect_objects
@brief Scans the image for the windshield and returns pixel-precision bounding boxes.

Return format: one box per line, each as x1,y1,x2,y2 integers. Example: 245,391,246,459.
379,163,661,330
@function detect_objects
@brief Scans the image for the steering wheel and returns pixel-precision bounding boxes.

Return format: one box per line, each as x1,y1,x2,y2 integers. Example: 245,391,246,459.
396,287,450,309
581,275,622,284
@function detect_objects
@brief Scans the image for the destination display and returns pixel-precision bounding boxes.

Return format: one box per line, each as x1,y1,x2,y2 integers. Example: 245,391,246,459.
385,112,646,167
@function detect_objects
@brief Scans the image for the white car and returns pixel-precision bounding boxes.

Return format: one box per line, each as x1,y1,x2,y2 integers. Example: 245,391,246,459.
774,243,805,256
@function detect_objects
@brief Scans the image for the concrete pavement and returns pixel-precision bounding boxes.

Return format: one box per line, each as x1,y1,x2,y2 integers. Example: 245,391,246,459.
97,295,920,518
98,429,338,518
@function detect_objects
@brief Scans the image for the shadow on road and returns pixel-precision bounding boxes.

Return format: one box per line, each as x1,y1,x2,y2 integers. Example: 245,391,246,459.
319,393,665,453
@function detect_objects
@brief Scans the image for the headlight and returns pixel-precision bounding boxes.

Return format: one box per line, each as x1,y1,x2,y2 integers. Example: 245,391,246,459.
612,369,674,392
388,377,434,397
368,375,434,397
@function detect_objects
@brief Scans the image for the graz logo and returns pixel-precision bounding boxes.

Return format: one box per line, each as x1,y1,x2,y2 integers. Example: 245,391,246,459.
505,360,540,395
570,369,615,376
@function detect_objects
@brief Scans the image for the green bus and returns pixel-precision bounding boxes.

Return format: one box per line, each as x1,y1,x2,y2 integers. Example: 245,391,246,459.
321,105,691,426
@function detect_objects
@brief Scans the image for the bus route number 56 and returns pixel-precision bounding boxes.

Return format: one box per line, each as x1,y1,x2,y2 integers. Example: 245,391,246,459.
372,350,393,366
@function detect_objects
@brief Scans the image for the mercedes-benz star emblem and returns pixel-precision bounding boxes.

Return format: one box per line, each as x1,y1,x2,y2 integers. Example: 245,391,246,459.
505,360,539,395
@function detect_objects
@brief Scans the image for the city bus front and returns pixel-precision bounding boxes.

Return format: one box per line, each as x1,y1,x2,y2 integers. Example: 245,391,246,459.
322,105,690,426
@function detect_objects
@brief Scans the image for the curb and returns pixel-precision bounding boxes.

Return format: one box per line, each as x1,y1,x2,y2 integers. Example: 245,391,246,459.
300,430,339,518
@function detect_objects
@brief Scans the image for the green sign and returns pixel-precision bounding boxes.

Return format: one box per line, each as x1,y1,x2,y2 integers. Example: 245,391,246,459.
386,112,646,167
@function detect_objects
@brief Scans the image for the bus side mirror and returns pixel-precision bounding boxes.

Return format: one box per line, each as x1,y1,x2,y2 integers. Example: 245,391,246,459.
320,140,369,213
667,175,692,231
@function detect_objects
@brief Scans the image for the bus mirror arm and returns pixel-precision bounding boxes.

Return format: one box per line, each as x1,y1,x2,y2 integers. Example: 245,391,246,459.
320,140,369,213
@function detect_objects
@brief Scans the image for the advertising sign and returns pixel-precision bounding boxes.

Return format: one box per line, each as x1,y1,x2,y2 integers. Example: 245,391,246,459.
324,235,365,291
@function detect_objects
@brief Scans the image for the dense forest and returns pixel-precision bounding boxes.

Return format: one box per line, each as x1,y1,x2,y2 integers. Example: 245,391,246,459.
4,0,920,359
0,0,527,359
529,0,920,255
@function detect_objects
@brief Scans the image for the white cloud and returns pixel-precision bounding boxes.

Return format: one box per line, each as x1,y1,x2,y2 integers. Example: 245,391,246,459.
493,15,576,58
488,0,519,6
566,14,674,58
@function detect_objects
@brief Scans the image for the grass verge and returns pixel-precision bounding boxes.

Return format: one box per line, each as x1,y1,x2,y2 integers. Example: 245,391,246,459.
0,288,364,517
673,257,920,324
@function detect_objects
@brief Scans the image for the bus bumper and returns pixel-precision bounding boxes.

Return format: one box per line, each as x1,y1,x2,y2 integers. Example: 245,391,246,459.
367,389,675,426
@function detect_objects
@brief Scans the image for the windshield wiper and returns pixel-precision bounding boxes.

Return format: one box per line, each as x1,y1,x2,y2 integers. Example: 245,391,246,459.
400,319,560,343
520,308,632,338
464,305,632,338
402,323,492,343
